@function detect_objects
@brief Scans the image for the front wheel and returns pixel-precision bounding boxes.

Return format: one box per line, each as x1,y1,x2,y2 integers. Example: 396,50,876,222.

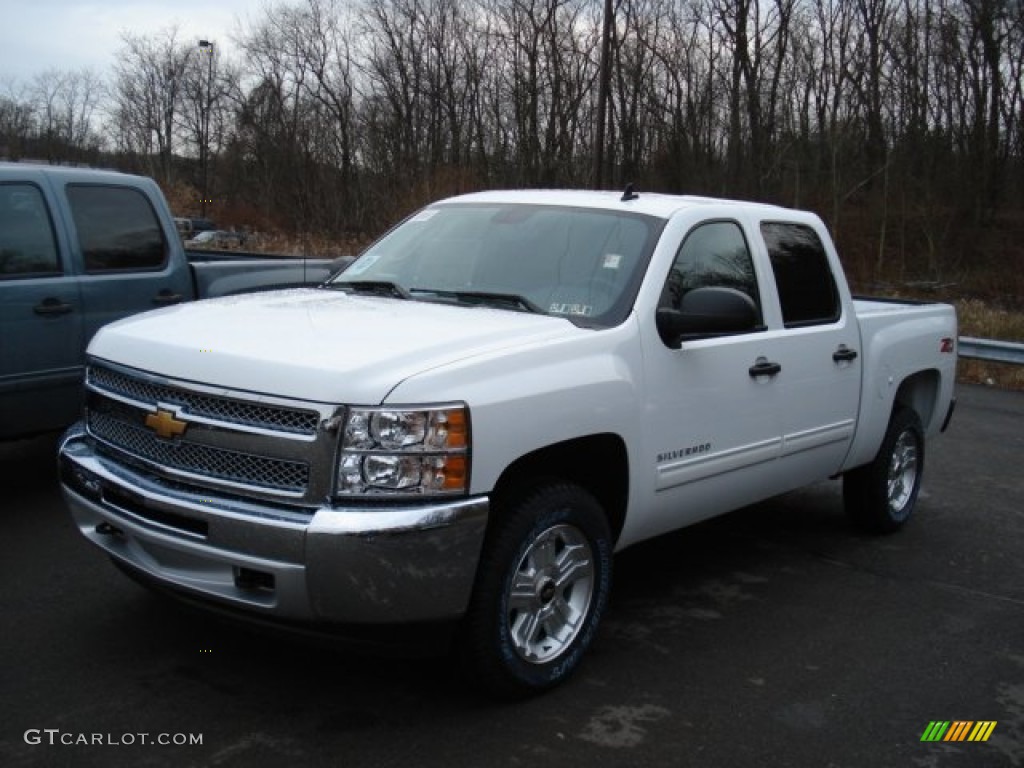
462,481,613,697
844,407,925,533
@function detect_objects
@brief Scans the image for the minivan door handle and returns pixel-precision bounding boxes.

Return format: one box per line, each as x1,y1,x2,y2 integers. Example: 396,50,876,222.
33,297,74,316
749,357,782,378
833,345,859,363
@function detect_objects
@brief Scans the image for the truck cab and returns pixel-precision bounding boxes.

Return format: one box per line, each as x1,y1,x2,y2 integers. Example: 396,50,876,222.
1,166,192,437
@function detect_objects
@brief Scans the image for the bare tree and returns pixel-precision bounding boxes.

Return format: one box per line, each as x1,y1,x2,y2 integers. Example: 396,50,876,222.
179,39,240,216
645,0,726,193
0,79,36,161
76,0,1020,298
711,0,797,195
27,69,104,163
110,27,192,183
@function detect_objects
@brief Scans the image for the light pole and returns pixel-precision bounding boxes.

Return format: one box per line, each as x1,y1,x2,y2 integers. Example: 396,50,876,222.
593,0,614,190
198,39,214,218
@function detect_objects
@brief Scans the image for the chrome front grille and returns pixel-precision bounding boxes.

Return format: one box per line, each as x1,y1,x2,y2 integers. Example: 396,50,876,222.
89,411,310,493
88,365,320,435
83,362,340,505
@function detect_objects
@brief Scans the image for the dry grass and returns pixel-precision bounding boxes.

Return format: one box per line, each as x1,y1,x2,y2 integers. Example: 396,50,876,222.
958,359,1024,390
242,231,368,258
952,299,1024,390
954,299,1024,342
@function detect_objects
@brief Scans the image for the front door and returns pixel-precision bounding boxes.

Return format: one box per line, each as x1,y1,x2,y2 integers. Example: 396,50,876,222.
639,219,790,539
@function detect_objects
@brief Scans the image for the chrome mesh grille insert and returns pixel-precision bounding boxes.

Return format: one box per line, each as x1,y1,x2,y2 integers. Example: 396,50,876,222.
89,411,309,493
88,365,320,435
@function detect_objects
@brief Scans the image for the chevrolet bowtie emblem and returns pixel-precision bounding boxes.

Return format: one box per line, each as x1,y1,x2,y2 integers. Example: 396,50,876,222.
145,409,188,439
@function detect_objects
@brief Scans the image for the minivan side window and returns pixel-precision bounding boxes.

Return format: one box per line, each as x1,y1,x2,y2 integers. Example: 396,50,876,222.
0,183,60,278
66,185,167,272
660,220,763,323
761,222,840,327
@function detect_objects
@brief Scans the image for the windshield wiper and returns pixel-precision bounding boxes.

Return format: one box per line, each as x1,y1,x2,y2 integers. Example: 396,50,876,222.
411,288,545,315
328,280,411,299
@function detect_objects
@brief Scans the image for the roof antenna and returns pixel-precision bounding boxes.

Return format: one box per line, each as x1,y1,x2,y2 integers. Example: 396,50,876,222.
621,183,639,202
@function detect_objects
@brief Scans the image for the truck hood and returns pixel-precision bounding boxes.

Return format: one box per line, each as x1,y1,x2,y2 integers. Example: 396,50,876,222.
89,288,579,404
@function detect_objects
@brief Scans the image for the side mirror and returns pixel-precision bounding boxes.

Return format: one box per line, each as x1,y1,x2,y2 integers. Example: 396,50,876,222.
656,286,759,348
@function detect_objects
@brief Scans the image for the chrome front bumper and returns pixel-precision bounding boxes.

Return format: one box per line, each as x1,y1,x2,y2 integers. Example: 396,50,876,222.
58,425,489,625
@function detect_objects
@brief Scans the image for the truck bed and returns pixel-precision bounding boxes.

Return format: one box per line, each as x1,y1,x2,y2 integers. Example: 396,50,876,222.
186,252,353,297
843,295,957,470
853,295,946,316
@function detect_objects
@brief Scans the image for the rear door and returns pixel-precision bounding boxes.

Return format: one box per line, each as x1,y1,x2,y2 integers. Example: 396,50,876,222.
757,220,860,480
0,180,85,437
65,183,193,347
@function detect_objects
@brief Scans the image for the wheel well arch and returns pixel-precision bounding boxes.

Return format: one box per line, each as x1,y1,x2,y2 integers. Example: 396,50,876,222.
489,433,629,545
894,369,941,429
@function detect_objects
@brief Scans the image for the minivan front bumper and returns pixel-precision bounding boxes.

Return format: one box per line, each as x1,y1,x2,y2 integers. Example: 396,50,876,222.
58,425,489,625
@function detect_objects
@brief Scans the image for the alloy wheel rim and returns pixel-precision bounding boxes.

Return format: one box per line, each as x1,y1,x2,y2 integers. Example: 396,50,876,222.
887,431,919,518
506,523,594,664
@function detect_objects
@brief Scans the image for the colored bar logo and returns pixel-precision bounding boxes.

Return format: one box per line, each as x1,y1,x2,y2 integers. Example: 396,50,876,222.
921,721,997,742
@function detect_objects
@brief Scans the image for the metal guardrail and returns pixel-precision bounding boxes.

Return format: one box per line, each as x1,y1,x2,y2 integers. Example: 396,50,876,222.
958,337,1024,365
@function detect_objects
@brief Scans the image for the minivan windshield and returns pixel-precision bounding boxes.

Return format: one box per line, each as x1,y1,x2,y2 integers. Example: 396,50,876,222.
327,203,664,328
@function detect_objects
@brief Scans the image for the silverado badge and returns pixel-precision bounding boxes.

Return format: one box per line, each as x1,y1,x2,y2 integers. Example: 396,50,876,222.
145,409,188,439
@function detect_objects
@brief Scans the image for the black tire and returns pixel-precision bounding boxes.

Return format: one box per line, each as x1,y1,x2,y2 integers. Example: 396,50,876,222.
462,481,613,698
844,407,925,533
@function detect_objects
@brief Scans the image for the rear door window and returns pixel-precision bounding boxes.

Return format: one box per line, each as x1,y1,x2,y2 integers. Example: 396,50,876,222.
0,183,60,278
66,185,167,272
761,222,840,327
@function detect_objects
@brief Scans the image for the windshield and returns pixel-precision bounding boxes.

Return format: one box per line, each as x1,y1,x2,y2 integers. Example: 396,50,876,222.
328,203,664,328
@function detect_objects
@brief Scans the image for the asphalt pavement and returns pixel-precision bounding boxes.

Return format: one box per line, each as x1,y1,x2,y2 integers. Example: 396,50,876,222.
1,384,1021,768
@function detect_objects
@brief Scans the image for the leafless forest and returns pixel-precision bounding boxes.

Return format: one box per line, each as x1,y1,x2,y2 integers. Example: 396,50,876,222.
2,0,1023,301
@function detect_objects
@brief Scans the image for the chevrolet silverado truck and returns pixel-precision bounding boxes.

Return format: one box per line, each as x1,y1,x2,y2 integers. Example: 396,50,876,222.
0,163,348,439
58,189,957,695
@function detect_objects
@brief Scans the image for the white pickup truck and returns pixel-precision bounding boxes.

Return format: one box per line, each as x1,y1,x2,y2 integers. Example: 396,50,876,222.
59,189,957,696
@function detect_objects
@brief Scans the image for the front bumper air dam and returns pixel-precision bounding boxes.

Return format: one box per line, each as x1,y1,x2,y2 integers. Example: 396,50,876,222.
58,426,489,625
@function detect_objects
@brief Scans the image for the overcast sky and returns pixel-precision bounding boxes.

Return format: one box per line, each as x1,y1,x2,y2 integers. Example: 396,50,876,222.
0,0,261,86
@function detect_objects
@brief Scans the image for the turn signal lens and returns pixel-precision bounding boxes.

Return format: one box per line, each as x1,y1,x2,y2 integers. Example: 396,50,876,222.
440,409,467,449
440,455,468,491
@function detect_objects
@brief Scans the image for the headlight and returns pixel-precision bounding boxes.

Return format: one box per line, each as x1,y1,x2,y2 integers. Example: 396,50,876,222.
336,405,469,496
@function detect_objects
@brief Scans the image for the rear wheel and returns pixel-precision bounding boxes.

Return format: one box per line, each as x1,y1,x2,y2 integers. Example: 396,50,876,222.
844,407,924,533
462,481,612,697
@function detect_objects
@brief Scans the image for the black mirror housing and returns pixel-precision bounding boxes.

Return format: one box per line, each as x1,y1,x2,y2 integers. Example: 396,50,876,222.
656,287,758,348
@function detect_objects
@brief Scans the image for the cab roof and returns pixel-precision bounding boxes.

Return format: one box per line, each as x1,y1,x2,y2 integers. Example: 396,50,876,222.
0,162,145,186
441,188,793,220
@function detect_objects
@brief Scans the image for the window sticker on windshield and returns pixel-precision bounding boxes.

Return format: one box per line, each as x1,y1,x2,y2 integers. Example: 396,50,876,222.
346,252,380,274
602,253,623,270
549,302,593,317
410,209,439,223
